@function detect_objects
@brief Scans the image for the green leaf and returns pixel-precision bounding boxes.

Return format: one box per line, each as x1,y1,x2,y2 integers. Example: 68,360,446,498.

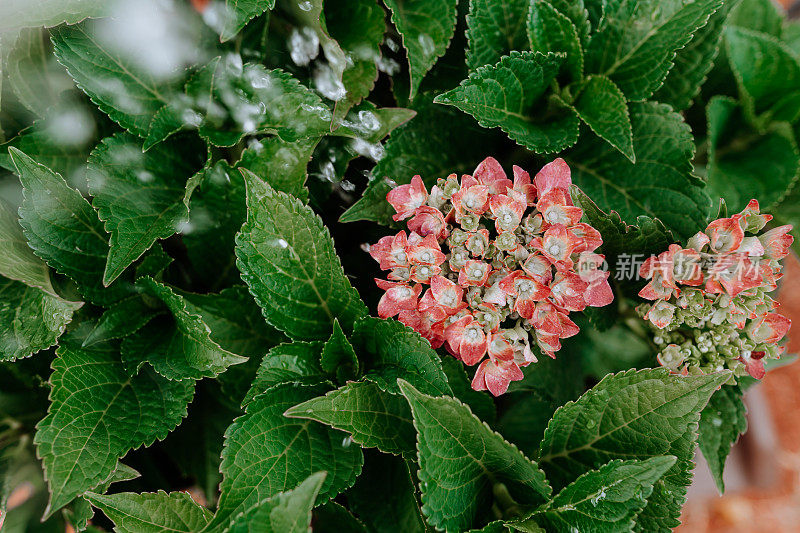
34,342,194,517
0,199,54,295
566,101,711,240
340,96,500,225
320,319,359,382
725,25,800,128
237,136,319,202
121,278,247,380
441,356,496,425
0,0,110,31
313,501,369,533
332,105,418,143
243,342,326,406
538,368,731,532
347,452,429,533
465,0,530,70
11,147,129,306
384,0,459,99
86,132,204,285
399,380,551,532
570,186,673,268
235,170,367,341
698,385,747,493
706,96,800,213
519,457,677,533
85,490,212,533
435,51,579,154
219,0,277,42
527,0,584,81
51,22,181,137
653,0,734,111
227,472,326,533
0,276,81,361
286,380,416,455
352,316,451,397
571,75,633,161
727,0,784,37
585,0,724,100
207,383,363,532
82,296,160,347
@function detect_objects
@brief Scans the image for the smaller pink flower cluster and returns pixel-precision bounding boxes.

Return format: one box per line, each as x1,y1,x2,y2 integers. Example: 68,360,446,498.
368,157,613,396
638,200,793,379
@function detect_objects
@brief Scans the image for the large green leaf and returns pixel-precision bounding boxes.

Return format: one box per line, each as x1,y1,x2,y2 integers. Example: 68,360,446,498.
121,278,247,380
706,96,800,212
352,316,451,397
725,25,800,128
236,136,318,202
698,385,747,493
339,96,500,225
0,276,80,361
51,22,182,137
86,132,204,285
571,75,633,161
585,0,724,100
465,0,530,70
227,472,326,533
286,380,416,455
527,0,583,81
518,457,677,533
0,199,53,294
85,490,212,533
206,383,363,532
727,0,784,37
435,51,579,153
566,101,711,240
399,380,551,532
235,170,367,341
34,342,194,517
538,368,731,532
384,0,459,99
11,147,129,306
219,0,277,42
242,342,326,406
0,0,110,31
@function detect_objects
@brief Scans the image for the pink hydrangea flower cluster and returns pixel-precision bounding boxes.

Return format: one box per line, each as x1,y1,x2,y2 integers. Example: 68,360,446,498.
638,200,793,379
368,157,613,396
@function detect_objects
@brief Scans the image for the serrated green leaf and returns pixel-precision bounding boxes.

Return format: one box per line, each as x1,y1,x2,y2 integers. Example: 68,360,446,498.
585,0,724,100
237,136,318,202
0,0,110,31
51,22,182,137
706,96,800,212
320,319,359,382
352,316,451,397
519,457,677,533
727,0,784,37
399,380,551,532
571,75,633,161
243,342,326,406
227,472,326,533
206,383,363,532
654,0,734,111
235,170,367,340
347,451,429,533
121,278,246,380
435,51,579,153
440,356,496,425
538,368,731,532
0,276,81,361
86,132,204,285
85,490,211,533
286,380,415,455
527,0,583,81
82,296,160,347
725,25,800,128
0,199,54,295
384,0,459,99
698,384,747,493
219,0,277,42
465,0,530,70
566,101,711,240
340,96,500,225
34,342,194,517
313,501,370,533
11,147,130,306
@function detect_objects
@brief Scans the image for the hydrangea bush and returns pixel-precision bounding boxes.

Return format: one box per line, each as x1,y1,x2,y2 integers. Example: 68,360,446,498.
0,0,797,531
